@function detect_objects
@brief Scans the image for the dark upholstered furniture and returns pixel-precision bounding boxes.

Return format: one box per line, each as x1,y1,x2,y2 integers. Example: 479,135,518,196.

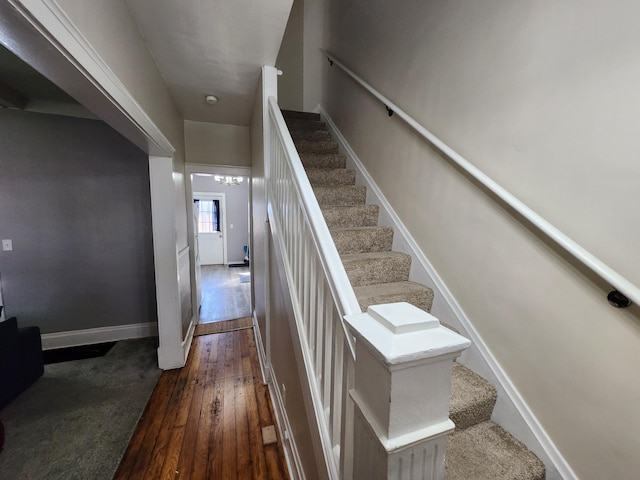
0,317,44,409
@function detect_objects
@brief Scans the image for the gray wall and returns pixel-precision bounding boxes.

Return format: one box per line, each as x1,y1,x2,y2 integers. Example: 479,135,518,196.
0,109,156,334
191,175,250,263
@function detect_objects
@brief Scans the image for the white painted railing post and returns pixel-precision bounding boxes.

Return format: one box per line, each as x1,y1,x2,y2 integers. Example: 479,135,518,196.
344,302,471,480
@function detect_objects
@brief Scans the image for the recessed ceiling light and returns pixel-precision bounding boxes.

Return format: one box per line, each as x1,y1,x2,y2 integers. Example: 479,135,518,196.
205,95,218,105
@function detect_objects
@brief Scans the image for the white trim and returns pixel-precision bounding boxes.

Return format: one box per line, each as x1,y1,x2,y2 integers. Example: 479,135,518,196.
268,366,306,480
185,163,251,177
320,105,576,480
10,0,175,157
149,156,187,370
252,310,269,384
41,322,158,350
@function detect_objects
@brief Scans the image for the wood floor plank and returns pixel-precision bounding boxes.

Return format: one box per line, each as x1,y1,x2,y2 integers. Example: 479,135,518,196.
240,330,269,480
142,342,201,480
234,330,254,478
190,335,220,480
175,336,213,478
206,370,225,479
221,332,238,479
113,369,179,480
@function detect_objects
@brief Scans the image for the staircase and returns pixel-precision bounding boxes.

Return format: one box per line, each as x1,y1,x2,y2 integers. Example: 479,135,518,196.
282,109,546,480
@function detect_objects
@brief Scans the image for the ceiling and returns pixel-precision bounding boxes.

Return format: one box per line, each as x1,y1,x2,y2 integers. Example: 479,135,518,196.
124,0,293,126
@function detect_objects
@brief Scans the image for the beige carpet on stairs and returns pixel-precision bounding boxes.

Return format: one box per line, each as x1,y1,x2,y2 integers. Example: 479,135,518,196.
282,108,546,480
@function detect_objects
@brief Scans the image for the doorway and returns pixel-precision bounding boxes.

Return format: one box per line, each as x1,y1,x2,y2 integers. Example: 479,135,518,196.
187,168,251,324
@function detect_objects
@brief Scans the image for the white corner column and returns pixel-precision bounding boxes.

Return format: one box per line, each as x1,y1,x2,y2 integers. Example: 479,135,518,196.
345,302,471,480
149,155,184,370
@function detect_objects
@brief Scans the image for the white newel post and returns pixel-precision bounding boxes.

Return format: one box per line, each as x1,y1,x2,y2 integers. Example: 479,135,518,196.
344,302,471,480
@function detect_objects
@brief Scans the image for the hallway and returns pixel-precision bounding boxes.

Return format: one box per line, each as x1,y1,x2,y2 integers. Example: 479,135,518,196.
114,327,289,480
199,265,251,323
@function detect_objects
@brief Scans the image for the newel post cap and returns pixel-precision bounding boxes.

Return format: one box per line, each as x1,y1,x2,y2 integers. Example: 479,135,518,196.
344,302,471,367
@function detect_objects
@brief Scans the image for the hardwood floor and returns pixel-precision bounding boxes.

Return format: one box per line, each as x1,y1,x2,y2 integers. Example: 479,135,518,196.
200,265,251,323
114,328,289,480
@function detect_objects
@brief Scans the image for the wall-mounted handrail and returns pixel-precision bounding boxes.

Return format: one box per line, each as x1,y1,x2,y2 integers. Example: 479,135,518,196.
322,48,640,308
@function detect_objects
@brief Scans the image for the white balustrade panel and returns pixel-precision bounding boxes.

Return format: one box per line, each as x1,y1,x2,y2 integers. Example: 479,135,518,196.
267,97,360,478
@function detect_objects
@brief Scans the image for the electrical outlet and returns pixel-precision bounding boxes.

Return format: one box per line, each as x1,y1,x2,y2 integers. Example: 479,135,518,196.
2,239,12,251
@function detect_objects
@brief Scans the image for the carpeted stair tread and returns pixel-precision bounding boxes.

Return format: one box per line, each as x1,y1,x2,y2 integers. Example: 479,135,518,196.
450,363,497,431
314,185,366,206
353,281,434,312
322,205,380,229
294,139,339,154
331,226,394,254
445,421,546,480
281,110,321,121
307,168,356,186
290,130,333,142
342,251,411,287
300,153,347,170
284,118,326,131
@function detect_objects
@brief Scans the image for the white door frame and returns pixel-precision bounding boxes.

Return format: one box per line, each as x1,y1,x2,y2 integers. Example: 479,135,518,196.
184,164,251,325
193,191,227,265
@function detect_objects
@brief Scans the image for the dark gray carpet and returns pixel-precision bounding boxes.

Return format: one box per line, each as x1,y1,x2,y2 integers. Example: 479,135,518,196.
0,336,162,480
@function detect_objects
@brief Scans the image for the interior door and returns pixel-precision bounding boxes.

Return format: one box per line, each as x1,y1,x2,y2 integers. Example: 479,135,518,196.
195,195,225,265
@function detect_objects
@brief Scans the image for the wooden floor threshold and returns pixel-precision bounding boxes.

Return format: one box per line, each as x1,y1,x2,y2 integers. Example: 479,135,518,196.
114,328,289,480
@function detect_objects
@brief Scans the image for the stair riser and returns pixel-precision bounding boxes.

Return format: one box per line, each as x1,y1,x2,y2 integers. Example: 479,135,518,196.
290,130,332,142
343,256,411,287
295,140,339,154
354,287,434,313
285,119,326,131
307,169,356,187
331,227,393,255
300,154,347,170
281,110,321,121
322,205,380,229
314,186,366,206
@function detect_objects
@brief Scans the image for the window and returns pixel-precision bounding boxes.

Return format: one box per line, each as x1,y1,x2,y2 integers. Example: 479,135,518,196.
195,199,220,233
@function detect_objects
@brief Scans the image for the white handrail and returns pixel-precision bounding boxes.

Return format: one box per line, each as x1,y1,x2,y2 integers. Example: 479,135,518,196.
322,48,640,308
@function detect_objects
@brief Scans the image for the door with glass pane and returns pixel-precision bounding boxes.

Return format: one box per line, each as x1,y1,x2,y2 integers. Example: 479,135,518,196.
194,194,225,265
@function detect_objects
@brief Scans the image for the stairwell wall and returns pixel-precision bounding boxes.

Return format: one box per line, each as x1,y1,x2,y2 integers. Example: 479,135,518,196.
320,1,640,479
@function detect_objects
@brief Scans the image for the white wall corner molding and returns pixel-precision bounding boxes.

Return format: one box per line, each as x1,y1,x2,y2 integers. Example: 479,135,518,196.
8,0,175,157
252,311,269,384
267,367,306,480
41,322,158,350
319,106,576,480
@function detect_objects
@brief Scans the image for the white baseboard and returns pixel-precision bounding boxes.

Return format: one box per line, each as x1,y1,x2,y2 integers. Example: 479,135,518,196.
41,322,158,350
267,366,306,480
319,105,575,480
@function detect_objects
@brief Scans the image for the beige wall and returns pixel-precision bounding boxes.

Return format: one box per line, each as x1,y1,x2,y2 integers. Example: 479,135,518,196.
276,0,304,110
185,121,250,166
54,0,188,248
277,0,327,112
322,1,640,479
